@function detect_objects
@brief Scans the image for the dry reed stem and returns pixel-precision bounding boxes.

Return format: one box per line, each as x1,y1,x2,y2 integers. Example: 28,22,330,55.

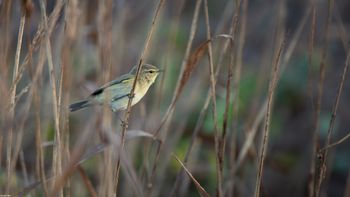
170,36,230,194
314,0,333,196
148,1,202,194
19,150,29,187
154,0,202,137
227,1,246,195
155,0,185,109
321,131,350,151
114,0,165,194
11,0,64,95
254,37,285,197
0,1,12,114
77,166,98,197
234,7,310,172
171,3,240,192
167,36,229,196
34,85,49,196
203,0,222,195
96,0,114,195
3,1,64,195
6,9,26,193
10,88,33,177
172,154,211,197
0,0,12,70
39,2,64,196
30,42,53,196
50,116,97,195
334,3,349,51
307,3,318,197
316,50,350,195
60,0,79,195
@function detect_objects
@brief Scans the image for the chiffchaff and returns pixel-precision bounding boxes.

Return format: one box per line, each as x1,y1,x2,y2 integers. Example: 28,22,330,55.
69,64,161,112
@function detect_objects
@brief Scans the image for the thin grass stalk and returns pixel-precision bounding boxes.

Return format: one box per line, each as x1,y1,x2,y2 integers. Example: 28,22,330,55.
19,150,30,188
170,102,210,195
172,154,210,197
96,0,114,195
10,15,46,180
140,0,185,189
0,0,12,111
171,3,240,194
150,80,201,196
34,86,49,196
39,1,63,196
334,2,349,52
170,38,233,196
154,0,202,137
29,41,52,196
234,6,310,173
146,4,186,178
307,2,318,197
50,116,98,195
10,84,33,176
60,0,79,195
227,1,246,195
203,0,221,195
155,0,185,111
0,0,12,77
148,2,202,192
321,131,350,150
146,137,162,194
77,166,98,197
316,50,350,196
11,0,64,97
114,0,165,194
6,8,26,193
314,0,333,196
254,37,285,197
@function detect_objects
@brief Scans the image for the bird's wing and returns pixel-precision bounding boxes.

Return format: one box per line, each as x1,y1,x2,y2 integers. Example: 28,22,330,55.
90,73,133,97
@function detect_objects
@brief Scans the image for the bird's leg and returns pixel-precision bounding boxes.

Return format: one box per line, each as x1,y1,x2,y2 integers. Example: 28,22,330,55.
120,119,128,129
128,93,135,99
113,112,126,128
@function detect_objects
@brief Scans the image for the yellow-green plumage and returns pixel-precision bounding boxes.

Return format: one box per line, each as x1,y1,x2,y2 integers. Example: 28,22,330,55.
69,64,160,112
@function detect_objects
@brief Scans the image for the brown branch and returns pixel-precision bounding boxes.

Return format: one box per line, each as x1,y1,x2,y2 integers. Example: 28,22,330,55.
114,0,165,194
316,50,350,194
254,36,285,197
6,8,26,194
172,154,210,197
203,0,221,195
321,131,350,151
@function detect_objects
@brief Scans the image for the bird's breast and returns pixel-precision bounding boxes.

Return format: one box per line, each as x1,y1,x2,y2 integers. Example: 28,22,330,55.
132,82,151,105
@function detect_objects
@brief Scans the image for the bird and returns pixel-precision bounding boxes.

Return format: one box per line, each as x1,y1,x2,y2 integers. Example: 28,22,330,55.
69,64,161,112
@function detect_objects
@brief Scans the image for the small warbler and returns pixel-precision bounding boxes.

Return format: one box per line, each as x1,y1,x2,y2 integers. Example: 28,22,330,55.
69,64,161,112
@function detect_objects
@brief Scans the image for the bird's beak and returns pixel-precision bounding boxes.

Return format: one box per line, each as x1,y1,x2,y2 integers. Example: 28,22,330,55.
157,69,164,73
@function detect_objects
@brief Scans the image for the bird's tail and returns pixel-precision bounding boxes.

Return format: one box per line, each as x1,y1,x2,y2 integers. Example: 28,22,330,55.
69,99,92,112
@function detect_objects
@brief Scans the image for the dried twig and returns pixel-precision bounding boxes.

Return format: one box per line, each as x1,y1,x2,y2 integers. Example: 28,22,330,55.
321,131,350,151
316,50,350,194
254,37,285,197
172,154,210,197
6,7,26,193
114,0,165,194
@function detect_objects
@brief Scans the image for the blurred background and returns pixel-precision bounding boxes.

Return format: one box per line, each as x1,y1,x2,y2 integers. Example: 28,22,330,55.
0,0,350,196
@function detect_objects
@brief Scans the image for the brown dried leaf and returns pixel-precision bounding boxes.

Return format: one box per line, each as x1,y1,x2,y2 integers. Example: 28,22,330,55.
175,40,211,103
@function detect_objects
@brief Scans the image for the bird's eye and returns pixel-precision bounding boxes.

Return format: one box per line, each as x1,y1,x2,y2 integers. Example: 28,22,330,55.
149,70,154,73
